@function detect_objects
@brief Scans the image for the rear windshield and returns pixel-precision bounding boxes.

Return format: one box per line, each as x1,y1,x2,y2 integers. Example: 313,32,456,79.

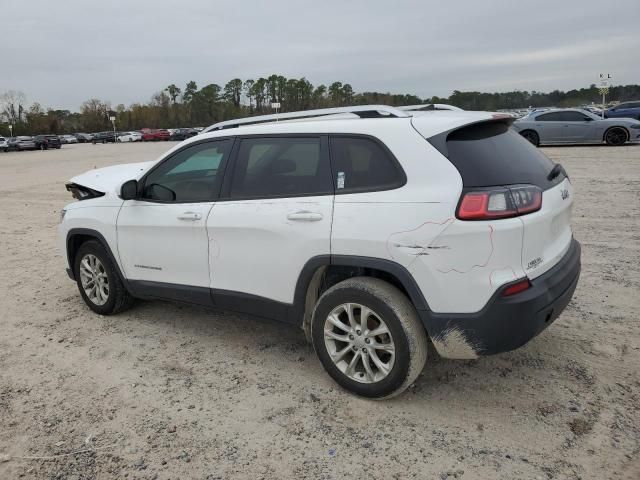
431,121,560,189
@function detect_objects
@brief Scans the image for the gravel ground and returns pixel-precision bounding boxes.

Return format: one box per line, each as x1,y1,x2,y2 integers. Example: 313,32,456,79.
0,142,638,480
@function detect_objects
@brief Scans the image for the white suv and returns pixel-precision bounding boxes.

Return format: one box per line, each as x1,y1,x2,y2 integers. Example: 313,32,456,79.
59,105,581,398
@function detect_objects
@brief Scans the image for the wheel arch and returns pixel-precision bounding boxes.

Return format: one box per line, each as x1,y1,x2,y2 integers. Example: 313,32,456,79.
603,125,629,143
294,255,431,340
66,228,127,286
518,128,540,144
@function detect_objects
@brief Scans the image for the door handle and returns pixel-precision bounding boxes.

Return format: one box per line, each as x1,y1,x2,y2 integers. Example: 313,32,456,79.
287,211,323,222
177,212,202,221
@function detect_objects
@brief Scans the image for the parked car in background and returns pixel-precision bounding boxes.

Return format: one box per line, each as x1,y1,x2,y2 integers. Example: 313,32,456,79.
141,129,171,141
117,131,143,142
604,101,640,121
91,131,117,144
0,136,8,152
59,134,79,144
74,133,93,143
513,108,640,146
170,128,198,141
579,106,603,117
34,135,62,150
7,136,37,151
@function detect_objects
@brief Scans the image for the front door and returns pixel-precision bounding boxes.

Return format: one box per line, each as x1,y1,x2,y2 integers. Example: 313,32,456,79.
560,111,597,142
117,139,233,290
207,135,333,314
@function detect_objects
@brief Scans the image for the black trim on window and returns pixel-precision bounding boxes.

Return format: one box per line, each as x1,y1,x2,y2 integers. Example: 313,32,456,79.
135,137,236,204
328,134,407,195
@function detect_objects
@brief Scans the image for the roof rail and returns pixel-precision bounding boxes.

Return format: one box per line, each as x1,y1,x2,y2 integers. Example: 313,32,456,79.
202,105,410,132
398,104,463,112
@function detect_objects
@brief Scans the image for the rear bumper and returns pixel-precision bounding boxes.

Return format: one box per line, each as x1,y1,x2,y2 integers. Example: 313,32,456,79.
420,238,581,359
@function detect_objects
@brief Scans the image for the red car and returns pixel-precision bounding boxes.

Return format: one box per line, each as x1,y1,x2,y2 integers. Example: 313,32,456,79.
141,129,170,141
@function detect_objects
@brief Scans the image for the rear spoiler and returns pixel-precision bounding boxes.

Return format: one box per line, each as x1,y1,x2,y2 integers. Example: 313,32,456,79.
425,115,515,159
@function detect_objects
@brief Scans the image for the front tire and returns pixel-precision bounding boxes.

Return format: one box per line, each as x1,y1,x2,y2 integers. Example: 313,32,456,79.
311,277,428,399
74,240,134,315
520,130,540,147
604,127,628,146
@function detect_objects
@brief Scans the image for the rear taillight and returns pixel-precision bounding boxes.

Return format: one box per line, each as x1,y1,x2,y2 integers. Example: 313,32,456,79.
457,185,542,220
502,278,531,297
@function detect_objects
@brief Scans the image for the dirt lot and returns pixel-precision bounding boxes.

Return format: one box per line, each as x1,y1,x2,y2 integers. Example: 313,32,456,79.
0,142,638,480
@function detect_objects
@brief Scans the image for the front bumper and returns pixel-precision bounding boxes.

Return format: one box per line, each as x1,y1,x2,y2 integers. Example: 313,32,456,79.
420,238,581,359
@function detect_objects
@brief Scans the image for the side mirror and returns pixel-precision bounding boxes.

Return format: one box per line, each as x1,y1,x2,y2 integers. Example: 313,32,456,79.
120,179,138,200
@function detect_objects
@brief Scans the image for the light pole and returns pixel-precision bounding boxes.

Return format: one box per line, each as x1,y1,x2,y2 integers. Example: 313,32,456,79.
8,124,13,138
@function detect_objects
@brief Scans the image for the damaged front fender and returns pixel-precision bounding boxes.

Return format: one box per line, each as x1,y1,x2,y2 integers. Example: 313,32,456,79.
65,182,105,201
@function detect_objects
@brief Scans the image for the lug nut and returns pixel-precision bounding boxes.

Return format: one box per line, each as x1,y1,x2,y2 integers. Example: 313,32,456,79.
356,330,361,335
348,334,354,340
365,338,370,344
352,346,358,351
362,347,367,352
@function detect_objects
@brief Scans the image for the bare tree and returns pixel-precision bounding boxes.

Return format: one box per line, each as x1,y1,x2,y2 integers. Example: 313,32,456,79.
0,90,27,124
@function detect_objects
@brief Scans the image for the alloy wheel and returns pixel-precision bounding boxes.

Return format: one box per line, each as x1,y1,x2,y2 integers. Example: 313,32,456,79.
606,128,627,146
323,302,395,383
79,254,109,306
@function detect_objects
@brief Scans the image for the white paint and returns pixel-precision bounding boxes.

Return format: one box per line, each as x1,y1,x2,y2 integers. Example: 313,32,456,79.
68,160,154,195
206,197,333,304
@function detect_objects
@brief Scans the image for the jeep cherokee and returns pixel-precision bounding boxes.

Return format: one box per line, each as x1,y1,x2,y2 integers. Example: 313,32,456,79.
59,105,581,398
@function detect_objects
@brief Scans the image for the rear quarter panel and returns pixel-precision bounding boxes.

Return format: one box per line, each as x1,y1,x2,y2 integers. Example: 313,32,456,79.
330,124,526,313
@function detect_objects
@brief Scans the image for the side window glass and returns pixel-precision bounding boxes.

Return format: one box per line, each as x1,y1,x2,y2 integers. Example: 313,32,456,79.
229,137,331,198
142,140,231,202
536,112,562,121
561,112,589,121
330,136,404,192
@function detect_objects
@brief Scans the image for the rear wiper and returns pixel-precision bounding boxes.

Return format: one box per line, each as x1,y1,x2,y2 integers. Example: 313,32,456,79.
547,163,565,181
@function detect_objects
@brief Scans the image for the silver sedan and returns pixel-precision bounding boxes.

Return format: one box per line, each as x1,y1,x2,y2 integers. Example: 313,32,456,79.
512,108,640,146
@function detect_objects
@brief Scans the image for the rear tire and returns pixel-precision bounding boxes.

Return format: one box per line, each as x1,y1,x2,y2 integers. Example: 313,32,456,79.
604,127,628,146
311,277,428,399
520,130,540,147
74,240,134,315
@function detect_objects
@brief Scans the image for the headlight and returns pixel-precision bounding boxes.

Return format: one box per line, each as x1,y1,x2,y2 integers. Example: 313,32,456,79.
60,209,66,222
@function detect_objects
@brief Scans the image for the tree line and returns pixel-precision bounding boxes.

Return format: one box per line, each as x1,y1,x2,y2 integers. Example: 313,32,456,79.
1,77,639,136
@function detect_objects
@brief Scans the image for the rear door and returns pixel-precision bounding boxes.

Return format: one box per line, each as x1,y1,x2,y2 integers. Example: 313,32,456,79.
207,135,334,312
520,177,573,278
534,112,565,142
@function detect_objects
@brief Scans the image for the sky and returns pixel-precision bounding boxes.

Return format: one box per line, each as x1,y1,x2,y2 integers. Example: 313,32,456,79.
2,0,639,111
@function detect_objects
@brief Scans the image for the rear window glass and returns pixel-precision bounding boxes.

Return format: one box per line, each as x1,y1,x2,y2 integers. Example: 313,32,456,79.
329,136,404,192
438,121,559,189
